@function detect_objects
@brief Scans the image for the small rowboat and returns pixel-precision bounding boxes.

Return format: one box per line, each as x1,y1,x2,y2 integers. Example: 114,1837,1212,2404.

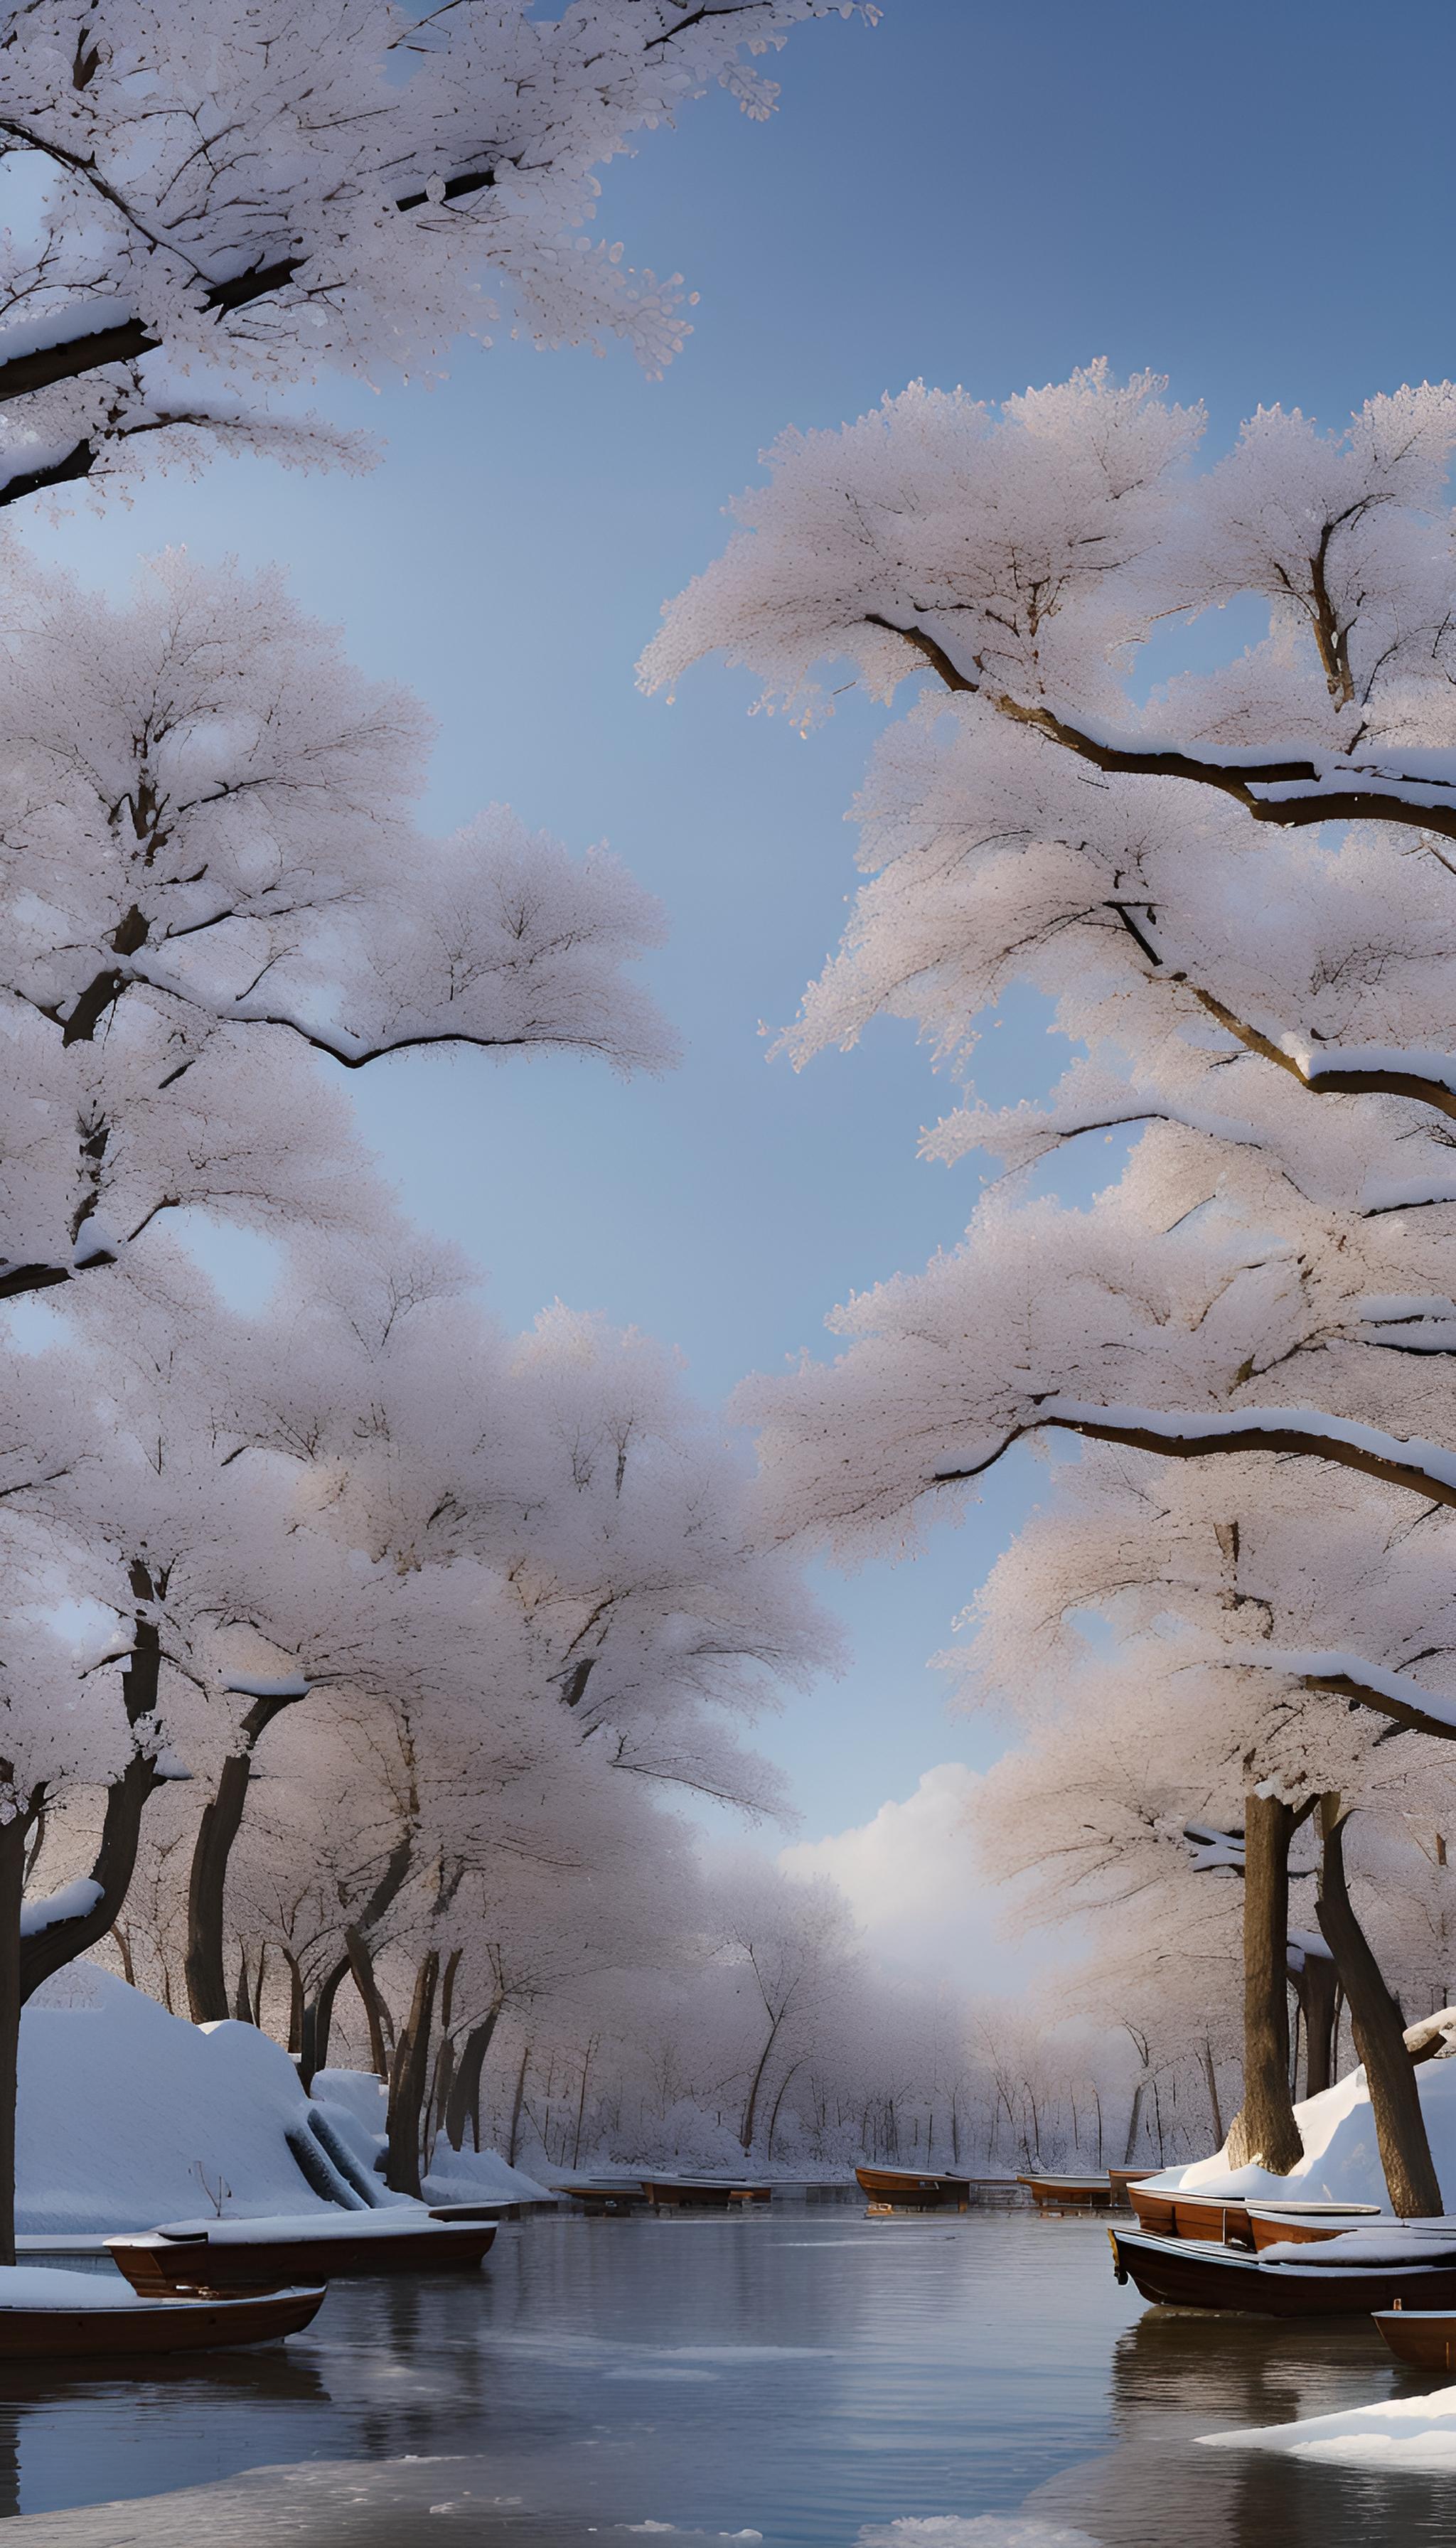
108,2211,496,2295
1247,2201,1383,2252
638,2178,773,2209
1109,2224,1456,2318
552,2181,646,2215
855,2167,973,2213
1374,2306,1456,2370
1018,2174,1115,2212
1128,2185,1253,2246
0,2271,324,2359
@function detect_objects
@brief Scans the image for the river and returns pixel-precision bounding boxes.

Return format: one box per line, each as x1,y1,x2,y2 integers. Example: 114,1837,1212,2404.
0,2198,1449,2546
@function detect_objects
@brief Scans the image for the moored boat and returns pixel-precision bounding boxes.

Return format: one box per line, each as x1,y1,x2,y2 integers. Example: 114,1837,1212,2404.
108,2210,496,2294
552,2180,646,2215
1018,2173,1115,2212
638,2178,774,2209
1109,2223,1456,2318
1374,2306,1456,2370
855,2166,972,2213
1128,2184,1252,2245
1106,2168,1155,2205
1246,2201,1383,2252
0,2269,325,2358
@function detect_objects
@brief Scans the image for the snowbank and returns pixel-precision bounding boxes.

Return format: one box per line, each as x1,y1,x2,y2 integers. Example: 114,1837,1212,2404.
17,1966,363,2232
311,2067,554,2206
1134,2052,1456,2210
1199,2385,1456,2473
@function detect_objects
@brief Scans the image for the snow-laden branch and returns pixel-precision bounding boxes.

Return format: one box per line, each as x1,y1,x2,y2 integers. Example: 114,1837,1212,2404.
1198,1645,1456,1742
933,1401,1456,1511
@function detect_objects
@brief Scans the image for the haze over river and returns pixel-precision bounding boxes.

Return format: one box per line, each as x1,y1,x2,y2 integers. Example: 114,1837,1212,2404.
0,2202,1445,2545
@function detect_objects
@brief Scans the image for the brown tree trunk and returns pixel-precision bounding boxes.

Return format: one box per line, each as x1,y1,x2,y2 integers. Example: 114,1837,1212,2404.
507,2043,531,2166
444,2012,501,2152
1224,1793,1305,2173
1293,1944,1339,2099
232,1950,252,2023
0,1812,28,2266
283,1948,305,2057
1316,1798,1442,2217
345,1925,392,2077
184,1693,304,2025
385,1952,439,2198
298,1956,348,2092
1201,2038,1224,2146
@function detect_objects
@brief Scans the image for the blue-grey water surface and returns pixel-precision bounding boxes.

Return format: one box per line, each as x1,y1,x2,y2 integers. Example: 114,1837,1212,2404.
0,2199,1452,2545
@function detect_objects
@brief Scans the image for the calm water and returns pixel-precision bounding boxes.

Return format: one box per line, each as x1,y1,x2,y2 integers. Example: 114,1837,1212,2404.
0,2201,1452,2545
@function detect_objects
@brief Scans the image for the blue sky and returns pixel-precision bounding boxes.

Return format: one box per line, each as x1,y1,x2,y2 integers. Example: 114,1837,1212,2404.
23,0,1456,1866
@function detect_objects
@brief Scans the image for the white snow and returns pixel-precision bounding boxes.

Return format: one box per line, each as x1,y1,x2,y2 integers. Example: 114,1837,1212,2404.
19,1878,102,1936
1044,1399,1456,1498
1201,1645,1456,1732
1134,2047,1456,2210
1199,2385,1456,2473
18,1965,356,2232
148,2209,476,2243
856,2522,1101,2548
222,1672,310,1700
311,2067,554,2205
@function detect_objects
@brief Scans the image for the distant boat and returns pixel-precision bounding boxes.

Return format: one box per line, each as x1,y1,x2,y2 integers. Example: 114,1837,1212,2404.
855,2166,973,2212
552,2180,647,2215
1246,2201,1383,2252
0,2274,323,2358
1109,2223,1456,2316
1017,2173,1115,2212
638,2178,772,2209
1374,2306,1456,2370
107,2211,496,2293
1106,2168,1156,2205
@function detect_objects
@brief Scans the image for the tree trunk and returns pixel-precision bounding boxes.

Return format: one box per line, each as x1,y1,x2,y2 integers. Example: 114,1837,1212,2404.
232,1949,252,2023
1316,1799,1442,2217
1201,2038,1224,2146
1293,1945,1339,2099
0,1814,28,2266
507,2043,531,2166
1224,1792,1304,2173
445,2012,500,2152
297,1956,348,2092
739,2013,784,2154
345,1925,392,2077
184,1694,303,2024
282,1948,304,2057
384,1952,439,2198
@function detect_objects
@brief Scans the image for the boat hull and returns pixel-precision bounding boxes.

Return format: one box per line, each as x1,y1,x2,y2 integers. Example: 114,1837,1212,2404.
1128,2188,1252,2245
1019,2175,1114,2212
1248,2206,1382,2253
638,2181,773,2209
1374,2308,1456,2370
1110,2226,1456,2318
0,2284,325,2359
553,2183,646,2215
855,2168,971,2213
109,2220,496,2293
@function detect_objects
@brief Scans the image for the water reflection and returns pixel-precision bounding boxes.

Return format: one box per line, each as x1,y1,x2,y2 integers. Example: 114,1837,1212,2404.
0,2206,1448,2543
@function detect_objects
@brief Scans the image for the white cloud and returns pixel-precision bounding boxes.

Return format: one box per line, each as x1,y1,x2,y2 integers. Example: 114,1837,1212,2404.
778,1764,1064,1991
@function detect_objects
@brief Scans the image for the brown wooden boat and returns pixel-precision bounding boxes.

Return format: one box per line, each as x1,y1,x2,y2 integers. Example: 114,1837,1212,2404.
108,2212,495,2294
1374,2306,1456,2370
1018,2173,1115,2212
0,2280,325,2359
1109,2224,1456,2318
855,2166,972,2213
1247,2202,1383,2253
1106,2168,1155,2205
1128,2184,1253,2245
638,2178,773,2209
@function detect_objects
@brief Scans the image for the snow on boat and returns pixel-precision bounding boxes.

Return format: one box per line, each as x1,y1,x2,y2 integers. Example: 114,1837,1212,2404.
1246,2200,1383,2252
0,2266,324,2358
107,2209,496,2293
1374,2306,1456,2370
855,2167,973,2213
1128,2184,1253,2245
1110,2222,1456,2317
1018,2173,1115,2212
638,2178,773,2209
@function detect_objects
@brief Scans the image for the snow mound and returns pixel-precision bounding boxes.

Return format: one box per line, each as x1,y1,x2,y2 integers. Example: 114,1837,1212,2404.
18,1967,360,2232
311,2067,553,2205
1198,2384,1456,2472
857,2522,1101,2547
1133,2052,1456,2210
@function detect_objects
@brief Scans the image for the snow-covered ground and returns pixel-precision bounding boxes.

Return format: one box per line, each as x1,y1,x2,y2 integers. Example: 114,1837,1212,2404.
1199,2385,1456,2473
1133,2050,1456,2210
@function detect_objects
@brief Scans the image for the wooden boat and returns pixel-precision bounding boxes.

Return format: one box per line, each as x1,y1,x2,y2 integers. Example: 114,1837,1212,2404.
855,2166,973,2213
552,2180,646,2215
1127,2184,1253,2246
638,2178,773,2210
1247,2201,1383,2253
427,2200,515,2222
1018,2173,1115,2212
108,2211,496,2294
1374,2306,1456,2370
1109,2224,1456,2318
1106,2168,1155,2205
0,2275,325,2359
